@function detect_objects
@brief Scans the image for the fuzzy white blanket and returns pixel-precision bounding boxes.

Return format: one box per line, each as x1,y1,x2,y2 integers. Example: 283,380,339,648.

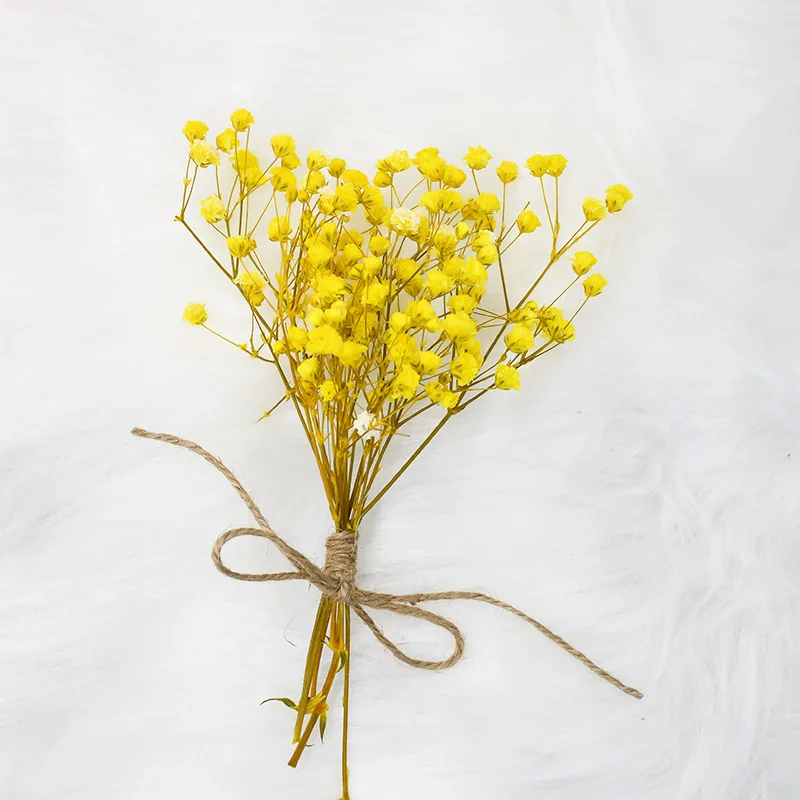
1,1,798,798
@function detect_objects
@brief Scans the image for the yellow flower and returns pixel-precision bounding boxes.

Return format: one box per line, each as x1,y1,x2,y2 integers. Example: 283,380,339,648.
377,149,413,173
313,273,349,306
448,294,478,315
417,155,446,181
606,183,633,213
318,380,337,403
404,299,440,330
325,299,348,325
583,274,608,297
419,190,442,214
230,109,255,132
182,302,207,325
296,357,320,383
582,197,607,221
425,382,458,409
306,324,344,355
182,120,208,142
306,149,329,171
285,326,308,351
505,324,534,353
360,256,382,279
328,157,346,177
215,128,238,153
455,221,471,240
227,235,257,259
270,166,297,193
338,340,367,369
342,169,369,188
443,164,467,188
374,171,392,187
476,244,498,266
516,210,541,233
571,251,597,276
547,154,567,177
416,350,442,374
388,333,419,366
199,196,227,224
271,133,296,158
458,258,488,289
525,154,550,178
464,145,492,170
362,280,391,308
495,363,520,390
234,269,266,306
438,190,462,214
496,161,518,183
538,306,575,342
508,301,538,327
306,244,334,269
333,184,359,212
387,364,420,400
433,225,457,256
271,339,287,356
477,193,501,214
369,235,391,256
389,207,421,236
268,216,292,242
282,152,301,170
390,312,411,333
189,140,219,168
425,269,452,297
442,311,476,342
450,352,479,386
301,170,327,194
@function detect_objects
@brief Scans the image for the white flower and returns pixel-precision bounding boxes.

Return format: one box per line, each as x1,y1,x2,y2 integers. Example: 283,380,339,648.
388,207,420,237
354,411,378,440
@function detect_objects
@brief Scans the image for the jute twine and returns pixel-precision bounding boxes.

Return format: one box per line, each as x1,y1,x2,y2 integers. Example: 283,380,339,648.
132,427,642,698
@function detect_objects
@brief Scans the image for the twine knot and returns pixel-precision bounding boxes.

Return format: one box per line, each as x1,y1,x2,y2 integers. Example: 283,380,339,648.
324,530,358,603
131,427,642,698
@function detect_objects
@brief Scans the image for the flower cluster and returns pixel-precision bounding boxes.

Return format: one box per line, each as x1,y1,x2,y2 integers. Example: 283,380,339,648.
178,109,632,520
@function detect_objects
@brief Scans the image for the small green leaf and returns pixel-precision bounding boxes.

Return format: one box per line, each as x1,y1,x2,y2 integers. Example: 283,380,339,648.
319,712,327,743
260,697,297,710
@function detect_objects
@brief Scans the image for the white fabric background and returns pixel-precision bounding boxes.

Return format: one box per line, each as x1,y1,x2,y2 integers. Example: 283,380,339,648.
1,1,799,798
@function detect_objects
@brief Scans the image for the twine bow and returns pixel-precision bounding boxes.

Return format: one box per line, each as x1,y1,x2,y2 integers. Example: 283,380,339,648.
132,427,642,697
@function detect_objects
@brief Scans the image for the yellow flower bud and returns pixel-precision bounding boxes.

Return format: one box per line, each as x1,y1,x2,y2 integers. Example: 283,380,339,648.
442,311,476,342
477,193,501,214
296,357,320,383
516,210,541,234
450,352,479,386
306,325,344,356
271,339,287,356
233,269,266,306
419,190,442,214
390,312,411,333
455,221,471,240
268,216,292,242
525,154,550,178
476,244,498,265
443,164,467,188
230,109,255,132
416,350,442,375
582,197,607,222
282,152,301,170
271,133,296,158
547,154,567,177
504,324,534,353
369,235,391,256
306,149,329,171
425,269,452,297
582,274,608,297
286,326,308,351
337,340,367,368
496,161,518,183
374,170,392,187
199,196,227,224
189,140,219,168
215,128,238,153
182,121,208,142
182,302,207,325
389,364,421,400
464,145,492,170
571,251,597,277
227,235,257,259
605,183,633,213
495,364,520,391
448,294,478,315
328,157,346,177
318,380,337,403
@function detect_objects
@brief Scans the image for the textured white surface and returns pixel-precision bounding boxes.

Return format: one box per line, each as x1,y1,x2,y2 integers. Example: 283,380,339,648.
2,1,799,798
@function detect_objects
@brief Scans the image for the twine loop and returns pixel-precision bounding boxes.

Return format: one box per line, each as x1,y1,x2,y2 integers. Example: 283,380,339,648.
132,427,642,698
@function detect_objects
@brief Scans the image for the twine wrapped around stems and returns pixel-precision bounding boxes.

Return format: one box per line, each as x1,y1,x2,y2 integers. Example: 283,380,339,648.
132,426,642,698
